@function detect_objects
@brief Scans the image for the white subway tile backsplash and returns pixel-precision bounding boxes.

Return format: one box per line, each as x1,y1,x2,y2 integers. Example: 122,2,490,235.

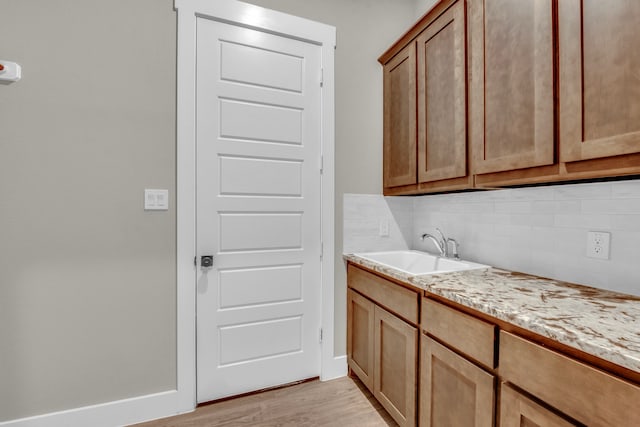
611,180,640,198
343,194,411,254
344,179,640,296
511,213,554,227
554,214,611,229
611,215,640,231
582,198,640,214
554,182,612,200
495,201,532,214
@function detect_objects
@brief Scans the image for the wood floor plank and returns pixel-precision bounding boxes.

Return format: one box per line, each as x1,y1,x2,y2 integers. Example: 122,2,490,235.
132,377,397,427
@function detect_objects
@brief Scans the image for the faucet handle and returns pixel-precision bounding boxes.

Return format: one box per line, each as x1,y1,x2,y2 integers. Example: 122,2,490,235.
446,238,460,260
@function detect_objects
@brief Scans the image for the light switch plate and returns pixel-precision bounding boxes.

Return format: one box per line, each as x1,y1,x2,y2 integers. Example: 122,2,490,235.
379,218,390,237
144,189,169,210
586,231,610,260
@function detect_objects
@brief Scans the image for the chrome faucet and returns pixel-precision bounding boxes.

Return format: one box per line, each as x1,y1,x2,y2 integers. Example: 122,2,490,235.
421,228,460,259
420,232,446,257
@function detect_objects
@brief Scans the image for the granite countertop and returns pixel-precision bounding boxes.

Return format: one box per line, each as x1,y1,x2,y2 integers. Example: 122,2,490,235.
344,253,640,374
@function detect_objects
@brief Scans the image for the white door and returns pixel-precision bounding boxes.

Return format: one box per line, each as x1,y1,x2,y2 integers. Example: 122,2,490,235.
195,16,323,403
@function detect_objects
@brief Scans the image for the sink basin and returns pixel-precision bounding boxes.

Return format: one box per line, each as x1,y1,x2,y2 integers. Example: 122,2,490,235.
354,250,489,276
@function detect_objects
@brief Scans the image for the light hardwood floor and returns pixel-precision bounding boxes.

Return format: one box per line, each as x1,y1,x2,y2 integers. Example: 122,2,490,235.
133,376,397,427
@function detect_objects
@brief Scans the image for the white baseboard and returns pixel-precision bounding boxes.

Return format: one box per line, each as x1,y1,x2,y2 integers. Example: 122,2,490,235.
1,356,345,427
0,390,194,427
320,355,347,382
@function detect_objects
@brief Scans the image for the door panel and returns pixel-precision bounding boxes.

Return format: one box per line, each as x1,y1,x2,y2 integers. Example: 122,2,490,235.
219,316,302,365
218,265,302,309
219,156,302,196
470,0,554,174
219,40,304,92
559,0,640,161
219,99,303,144
196,17,322,402
219,212,302,252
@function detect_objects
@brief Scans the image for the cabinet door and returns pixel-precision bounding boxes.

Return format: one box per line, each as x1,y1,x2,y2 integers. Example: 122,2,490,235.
420,335,494,427
347,289,375,391
416,0,466,183
383,43,417,188
500,384,578,427
373,305,418,427
559,1,640,162
469,0,554,174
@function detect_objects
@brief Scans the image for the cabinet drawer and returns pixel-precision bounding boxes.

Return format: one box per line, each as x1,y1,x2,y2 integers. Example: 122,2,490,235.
347,264,419,324
500,331,640,427
422,298,495,368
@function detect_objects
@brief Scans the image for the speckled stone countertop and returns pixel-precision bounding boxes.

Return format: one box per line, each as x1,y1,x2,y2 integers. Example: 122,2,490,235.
344,254,640,374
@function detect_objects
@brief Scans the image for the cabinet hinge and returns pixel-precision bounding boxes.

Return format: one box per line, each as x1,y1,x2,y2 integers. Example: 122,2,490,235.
320,155,324,174
320,242,324,260
320,67,324,87
319,328,323,343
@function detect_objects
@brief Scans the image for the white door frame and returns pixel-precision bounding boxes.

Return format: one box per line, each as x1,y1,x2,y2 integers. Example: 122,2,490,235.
175,0,343,410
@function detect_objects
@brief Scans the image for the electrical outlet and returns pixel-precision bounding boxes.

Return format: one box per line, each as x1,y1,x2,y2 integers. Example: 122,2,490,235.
379,218,390,237
586,231,611,260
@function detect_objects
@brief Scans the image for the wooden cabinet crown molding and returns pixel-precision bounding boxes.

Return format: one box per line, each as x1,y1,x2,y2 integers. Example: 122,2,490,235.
378,0,460,66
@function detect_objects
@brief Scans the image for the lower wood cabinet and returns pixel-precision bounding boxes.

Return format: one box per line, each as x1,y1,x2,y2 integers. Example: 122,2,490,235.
347,265,419,427
499,384,578,427
500,331,640,427
346,264,640,427
374,305,418,426
420,335,494,427
346,289,374,391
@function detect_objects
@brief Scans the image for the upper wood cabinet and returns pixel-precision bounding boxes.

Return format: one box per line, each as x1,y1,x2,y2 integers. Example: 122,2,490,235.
381,0,640,194
417,1,467,183
469,0,554,175
383,44,417,188
381,0,471,195
559,1,640,163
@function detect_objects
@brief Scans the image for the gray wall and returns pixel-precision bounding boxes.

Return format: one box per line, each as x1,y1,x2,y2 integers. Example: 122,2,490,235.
0,0,432,421
0,0,177,421
240,0,421,356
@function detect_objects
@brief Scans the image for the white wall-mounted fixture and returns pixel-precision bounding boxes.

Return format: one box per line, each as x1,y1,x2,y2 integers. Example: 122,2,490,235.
144,189,169,210
586,231,611,260
0,60,22,84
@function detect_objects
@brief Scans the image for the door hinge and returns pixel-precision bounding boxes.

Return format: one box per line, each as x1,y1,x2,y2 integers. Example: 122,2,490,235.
320,242,324,260
319,328,323,343
320,67,324,87
194,256,197,267
320,155,324,174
